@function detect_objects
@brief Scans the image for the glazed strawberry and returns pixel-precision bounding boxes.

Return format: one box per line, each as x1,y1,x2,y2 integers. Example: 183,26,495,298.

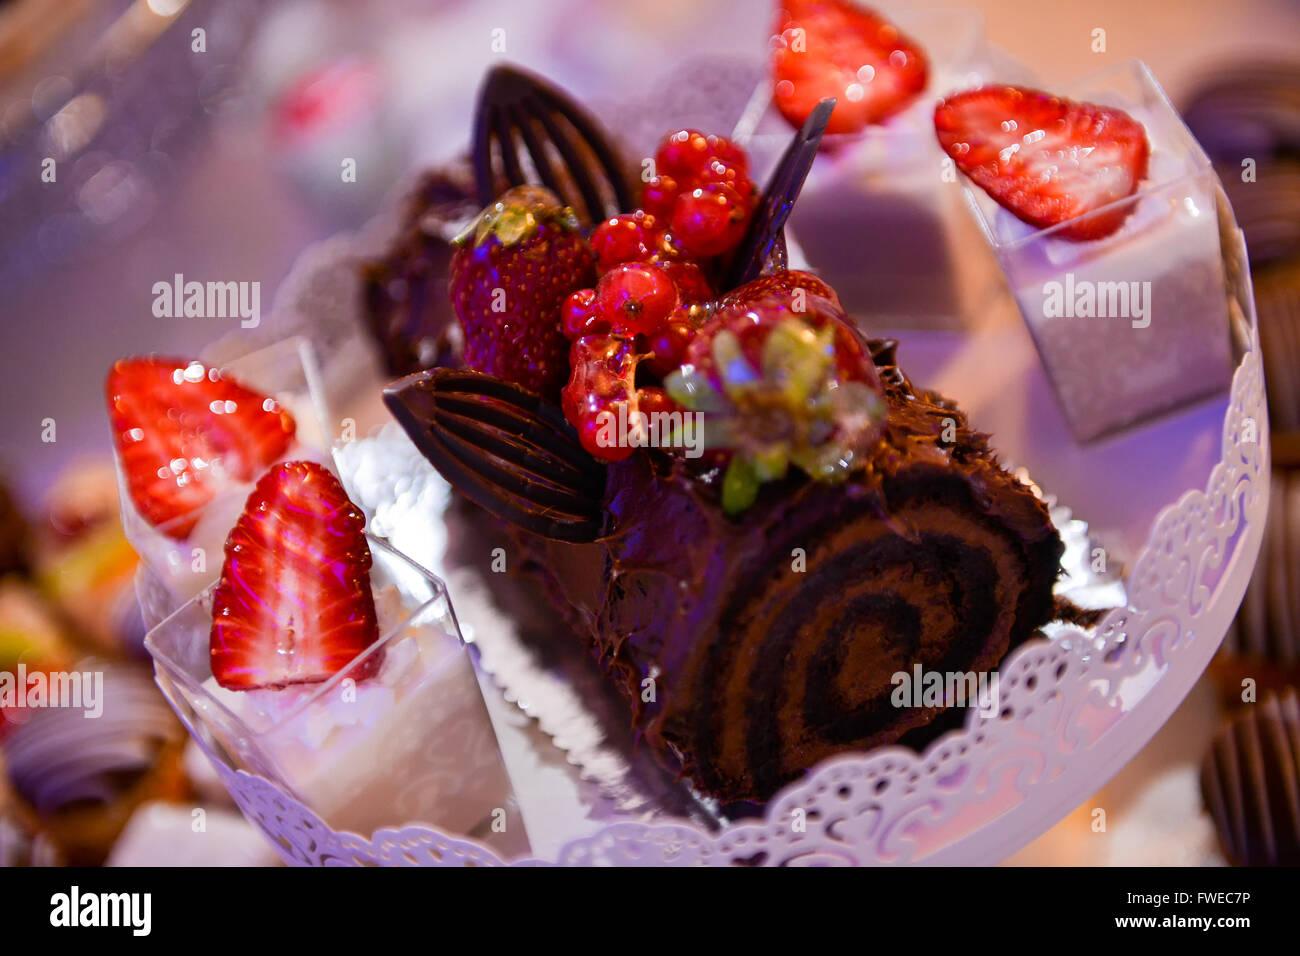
106,357,297,539
450,185,597,399
665,290,887,514
684,290,877,391
773,0,928,134
934,85,1150,240
720,269,841,310
209,461,379,691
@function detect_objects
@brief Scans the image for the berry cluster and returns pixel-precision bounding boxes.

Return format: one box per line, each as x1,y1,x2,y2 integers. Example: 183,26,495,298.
643,129,756,258
558,129,758,461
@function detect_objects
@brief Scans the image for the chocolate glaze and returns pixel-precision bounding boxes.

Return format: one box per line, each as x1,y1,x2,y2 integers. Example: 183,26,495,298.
496,357,1063,802
362,165,479,377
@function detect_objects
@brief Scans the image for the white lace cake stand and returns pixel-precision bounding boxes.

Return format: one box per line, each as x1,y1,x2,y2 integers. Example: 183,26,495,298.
162,174,1272,865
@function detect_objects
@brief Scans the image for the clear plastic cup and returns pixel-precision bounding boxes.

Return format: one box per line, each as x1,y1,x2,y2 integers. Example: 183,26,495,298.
744,8,997,326
145,534,529,856
954,59,1234,441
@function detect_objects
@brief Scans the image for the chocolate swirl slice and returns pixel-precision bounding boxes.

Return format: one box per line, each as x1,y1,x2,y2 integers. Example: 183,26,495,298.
1201,688,1300,866
384,368,606,542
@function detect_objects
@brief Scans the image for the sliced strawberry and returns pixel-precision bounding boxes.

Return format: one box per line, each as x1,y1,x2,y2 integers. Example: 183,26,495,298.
106,357,297,539
773,0,928,135
209,461,379,691
934,85,1151,241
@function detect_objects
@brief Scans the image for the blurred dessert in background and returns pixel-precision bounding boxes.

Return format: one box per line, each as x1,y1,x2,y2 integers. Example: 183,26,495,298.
1182,62,1300,457
363,164,482,377
1,664,190,866
32,460,143,657
0,475,31,579
1200,687,1300,866
1212,471,1300,706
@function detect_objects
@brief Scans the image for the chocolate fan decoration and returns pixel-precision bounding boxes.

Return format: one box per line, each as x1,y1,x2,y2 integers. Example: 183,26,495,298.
723,97,836,290
472,64,634,224
383,368,607,542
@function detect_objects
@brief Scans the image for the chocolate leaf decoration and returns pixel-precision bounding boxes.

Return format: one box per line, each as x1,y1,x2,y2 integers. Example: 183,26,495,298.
724,97,835,290
384,368,606,542
472,64,634,224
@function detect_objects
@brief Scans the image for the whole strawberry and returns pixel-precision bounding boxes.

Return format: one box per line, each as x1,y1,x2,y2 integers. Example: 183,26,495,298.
450,186,597,399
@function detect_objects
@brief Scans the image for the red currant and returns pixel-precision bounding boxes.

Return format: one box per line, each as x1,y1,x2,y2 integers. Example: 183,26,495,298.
699,157,745,187
591,213,656,270
653,259,713,305
641,174,680,219
636,386,678,417
563,335,640,462
577,413,634,462
655,129,712,180
595,263,679,336
561,288,607,339
672,182,751,258
642,315,698,378
706,134,748,178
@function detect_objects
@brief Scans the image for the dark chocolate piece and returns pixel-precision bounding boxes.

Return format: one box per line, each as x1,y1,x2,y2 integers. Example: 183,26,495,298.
1215,160,1300,268
724,97,835,290
472,64,634,223
384,368,606,542
1201,688,1300,866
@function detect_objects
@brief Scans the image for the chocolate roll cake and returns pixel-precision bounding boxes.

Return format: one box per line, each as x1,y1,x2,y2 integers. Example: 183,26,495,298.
388,345,1063,803
376,64,1066,804
363,165,481,377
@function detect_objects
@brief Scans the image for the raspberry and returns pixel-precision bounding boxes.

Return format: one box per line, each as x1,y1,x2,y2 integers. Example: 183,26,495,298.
595,263,679,336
